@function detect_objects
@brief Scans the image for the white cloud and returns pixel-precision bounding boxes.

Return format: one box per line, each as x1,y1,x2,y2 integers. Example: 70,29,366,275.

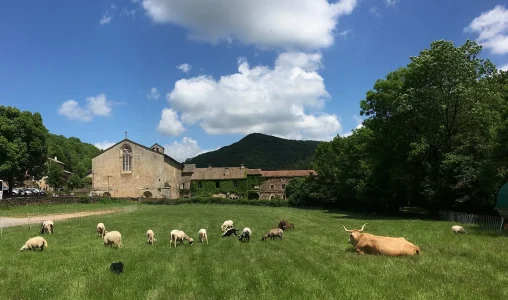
58,100,93,122
163,52,341,141
100,4,116,25
58,93,114,122
156,108,186,136
369,7,381,17
341,115,364,137
147,87,160,100
163,137,218,162
384,0,399,7
87,93,112,116
141,0,358,50
94,141,115,150
465,5,508,55
338,29,351,38
500,64,508,71
177,63,191,73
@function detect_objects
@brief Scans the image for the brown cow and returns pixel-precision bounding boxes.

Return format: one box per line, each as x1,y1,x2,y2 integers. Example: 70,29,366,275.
342,223,420,256
278,220,295,231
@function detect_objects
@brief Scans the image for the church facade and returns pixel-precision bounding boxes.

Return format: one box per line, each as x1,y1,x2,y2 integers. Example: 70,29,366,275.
91,139,182,199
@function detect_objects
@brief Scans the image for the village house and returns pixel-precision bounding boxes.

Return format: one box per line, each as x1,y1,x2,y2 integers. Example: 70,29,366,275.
91,137,317,200
91,138,182,199
181,164,317,200
28,156,73,191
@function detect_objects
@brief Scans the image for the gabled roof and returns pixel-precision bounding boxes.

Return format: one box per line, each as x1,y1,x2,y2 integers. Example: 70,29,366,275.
92,138,182,168
261,170,317,177
190,167,246,180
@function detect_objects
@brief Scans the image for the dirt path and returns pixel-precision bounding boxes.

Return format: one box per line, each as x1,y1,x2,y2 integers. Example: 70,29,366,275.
0,209,123,228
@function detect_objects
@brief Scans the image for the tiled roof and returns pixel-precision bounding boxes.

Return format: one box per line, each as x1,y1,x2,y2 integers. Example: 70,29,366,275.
182,164,196,173
190,167,246,180
246,168,262,175
261,170,317,177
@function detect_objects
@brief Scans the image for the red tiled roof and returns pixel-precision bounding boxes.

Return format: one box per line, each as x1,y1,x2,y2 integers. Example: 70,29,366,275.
261,170,317,177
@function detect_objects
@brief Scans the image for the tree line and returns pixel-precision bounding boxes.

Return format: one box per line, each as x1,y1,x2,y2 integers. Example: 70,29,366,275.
286,40,508,215
0,106,101,192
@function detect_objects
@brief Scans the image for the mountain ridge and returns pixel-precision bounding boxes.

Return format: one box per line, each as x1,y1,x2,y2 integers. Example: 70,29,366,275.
185,133,322,170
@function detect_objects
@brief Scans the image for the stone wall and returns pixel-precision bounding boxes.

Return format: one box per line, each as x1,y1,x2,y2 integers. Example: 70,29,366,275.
92,141,181,199
258,177,289,200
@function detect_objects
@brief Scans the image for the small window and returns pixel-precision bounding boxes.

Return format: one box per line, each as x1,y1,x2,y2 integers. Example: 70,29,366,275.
282,184,286,189
270,195,275,200
233,180,238,188
216,181,220,188
270,184,274,190
198,182,203,188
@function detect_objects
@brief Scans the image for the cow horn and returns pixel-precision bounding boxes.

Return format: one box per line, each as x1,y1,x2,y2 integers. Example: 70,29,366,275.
358,223,367,232
342,225,353,232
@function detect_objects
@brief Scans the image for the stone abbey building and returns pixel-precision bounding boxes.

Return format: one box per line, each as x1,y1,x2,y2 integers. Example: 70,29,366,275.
92,138,316,200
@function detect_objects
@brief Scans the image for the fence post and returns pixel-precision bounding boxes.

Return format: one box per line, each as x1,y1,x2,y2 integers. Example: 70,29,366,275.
500,217,505,232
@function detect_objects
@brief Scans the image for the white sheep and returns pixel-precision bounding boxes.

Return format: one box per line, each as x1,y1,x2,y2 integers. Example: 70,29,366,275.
40,220,54,234
221,220,233,232
97,223,106,238
170,230,194,247
146,229,157,245
20,236,48,251
198,229,208,244
103,231,122,248
452,225,467,234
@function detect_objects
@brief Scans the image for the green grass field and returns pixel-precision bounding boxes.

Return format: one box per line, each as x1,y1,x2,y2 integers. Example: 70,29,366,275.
0,203,507,300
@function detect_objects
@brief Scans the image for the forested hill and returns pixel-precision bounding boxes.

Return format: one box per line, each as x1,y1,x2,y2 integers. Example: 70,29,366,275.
47,134,101,178
185,133,322,170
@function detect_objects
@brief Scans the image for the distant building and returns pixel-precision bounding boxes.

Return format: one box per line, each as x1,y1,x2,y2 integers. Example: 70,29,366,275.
28,156,72,190
182,164,317,200
91,138,181,199
90,137,317,200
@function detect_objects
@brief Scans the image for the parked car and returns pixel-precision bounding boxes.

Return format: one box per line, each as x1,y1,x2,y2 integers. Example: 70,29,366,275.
12,188,25,196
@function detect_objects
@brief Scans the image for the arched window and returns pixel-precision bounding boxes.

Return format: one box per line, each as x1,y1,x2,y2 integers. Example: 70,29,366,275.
121,144,132,172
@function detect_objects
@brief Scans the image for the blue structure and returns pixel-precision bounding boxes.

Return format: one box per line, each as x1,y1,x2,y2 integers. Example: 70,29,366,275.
496,182,508,220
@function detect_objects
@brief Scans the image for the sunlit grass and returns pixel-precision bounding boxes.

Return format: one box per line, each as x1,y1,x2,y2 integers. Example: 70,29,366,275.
0,203,507,299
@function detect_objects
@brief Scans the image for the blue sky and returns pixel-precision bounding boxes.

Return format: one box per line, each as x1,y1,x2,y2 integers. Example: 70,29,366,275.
1,0,508,162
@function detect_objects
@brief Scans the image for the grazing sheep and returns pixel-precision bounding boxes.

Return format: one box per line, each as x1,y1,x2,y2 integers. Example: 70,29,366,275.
278,220,295,231
452,225,467,234
222,228,239,238
20,236,48,251
221,220,234,232
170,230,194,247
238,227,252,242
110,261,124,274
40,220,54,234
146,229,157,245
97,223,106,238
198,229,208,244
103,231,122,248
261,228,284,241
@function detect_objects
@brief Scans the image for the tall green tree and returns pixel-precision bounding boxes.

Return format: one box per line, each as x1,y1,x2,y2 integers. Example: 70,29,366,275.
0,106,49,192
359,40,503,212
46,162,64,190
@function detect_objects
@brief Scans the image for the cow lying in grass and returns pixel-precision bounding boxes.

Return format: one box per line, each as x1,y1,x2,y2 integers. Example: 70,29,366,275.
342,223,420,256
